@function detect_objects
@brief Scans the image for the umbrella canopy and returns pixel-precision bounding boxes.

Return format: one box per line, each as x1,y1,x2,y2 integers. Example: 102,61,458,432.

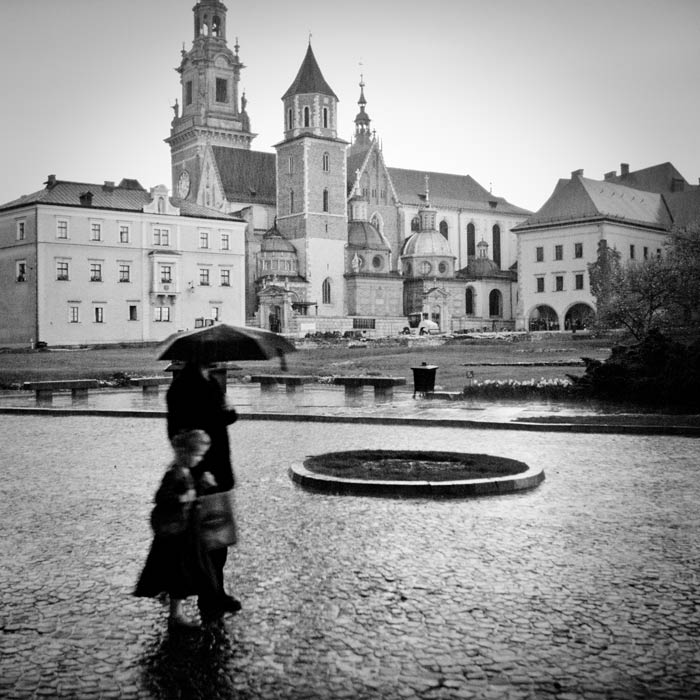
157,323,296,366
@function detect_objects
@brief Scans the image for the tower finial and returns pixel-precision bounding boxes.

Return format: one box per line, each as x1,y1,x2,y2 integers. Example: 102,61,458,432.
308,31,312,45
235,36,240,55
424,174,430,207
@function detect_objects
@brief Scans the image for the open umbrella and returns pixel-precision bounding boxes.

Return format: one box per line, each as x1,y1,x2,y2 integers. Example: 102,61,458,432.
157,323,296,368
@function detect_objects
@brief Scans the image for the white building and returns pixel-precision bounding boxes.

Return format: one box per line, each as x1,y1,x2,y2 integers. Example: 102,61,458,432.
0,177,246,347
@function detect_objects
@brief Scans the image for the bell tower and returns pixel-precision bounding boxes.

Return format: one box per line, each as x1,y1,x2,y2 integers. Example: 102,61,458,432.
274,43,348,317
166,0,255,201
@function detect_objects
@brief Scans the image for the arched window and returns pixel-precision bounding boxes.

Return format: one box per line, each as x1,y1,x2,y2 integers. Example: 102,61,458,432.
420,261,432,276
322,152,330,172
467,222,476,257
323,107,329,128
304,106,310,127
322,277,332,304
492,224,501,267
439,220,449,240
289,190,294,214
322,188,329,212
489,289,502,317
287,108,293,130
411,216,420,232
465,287,475,315
158,197,165,214
212,16,220,36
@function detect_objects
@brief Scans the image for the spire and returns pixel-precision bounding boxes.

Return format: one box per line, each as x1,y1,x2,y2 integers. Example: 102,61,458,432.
424,174,430,208
282,44,338,100
353,74,372,146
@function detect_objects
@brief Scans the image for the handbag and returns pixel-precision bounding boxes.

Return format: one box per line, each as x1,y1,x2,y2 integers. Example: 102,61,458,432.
197,490,237,550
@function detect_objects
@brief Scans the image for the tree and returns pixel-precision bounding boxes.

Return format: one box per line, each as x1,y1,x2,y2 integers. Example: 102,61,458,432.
663,222,700,328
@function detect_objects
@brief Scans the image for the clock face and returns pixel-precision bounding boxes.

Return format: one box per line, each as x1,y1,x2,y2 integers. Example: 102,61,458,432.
177,170,190,198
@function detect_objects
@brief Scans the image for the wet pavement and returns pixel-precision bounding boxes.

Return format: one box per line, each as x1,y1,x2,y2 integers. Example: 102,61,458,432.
0,412,699,699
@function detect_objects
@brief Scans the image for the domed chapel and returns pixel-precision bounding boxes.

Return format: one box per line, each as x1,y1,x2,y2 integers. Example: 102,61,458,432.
167,0,531,335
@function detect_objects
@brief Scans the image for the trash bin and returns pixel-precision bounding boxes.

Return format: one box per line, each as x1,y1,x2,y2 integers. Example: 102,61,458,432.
411,363,438,398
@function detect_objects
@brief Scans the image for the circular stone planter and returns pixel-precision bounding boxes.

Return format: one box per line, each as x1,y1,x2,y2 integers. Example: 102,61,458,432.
289,450,545,498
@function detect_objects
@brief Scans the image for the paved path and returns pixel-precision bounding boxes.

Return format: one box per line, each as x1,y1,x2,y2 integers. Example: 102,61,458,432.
0,415,698,699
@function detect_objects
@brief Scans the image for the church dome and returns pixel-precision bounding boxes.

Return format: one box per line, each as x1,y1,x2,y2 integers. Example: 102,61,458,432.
462,256,500,278
261,227,295,253
402,230,452,257
348,221,389,250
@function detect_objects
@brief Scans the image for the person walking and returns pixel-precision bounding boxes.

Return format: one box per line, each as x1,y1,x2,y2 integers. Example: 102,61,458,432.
166,360,241,623
134,429,221,628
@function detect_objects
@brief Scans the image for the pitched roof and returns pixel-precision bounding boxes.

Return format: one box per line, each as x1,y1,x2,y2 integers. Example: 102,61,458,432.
0,178,242,221
664,188,700,229
515,174,672,231
605,162,688,194
212,147,277,205
282,44,338,100
387,167,531,215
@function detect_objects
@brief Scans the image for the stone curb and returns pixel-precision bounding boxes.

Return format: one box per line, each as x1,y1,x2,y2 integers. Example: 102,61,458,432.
0,406,698,437
288,462,546,498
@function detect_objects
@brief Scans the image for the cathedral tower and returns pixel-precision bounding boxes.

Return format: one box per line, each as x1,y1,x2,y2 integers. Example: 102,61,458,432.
275,44,348,317
166,0,255,201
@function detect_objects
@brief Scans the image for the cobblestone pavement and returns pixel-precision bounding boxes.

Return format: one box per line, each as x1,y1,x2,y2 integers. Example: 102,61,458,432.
0,415,698,699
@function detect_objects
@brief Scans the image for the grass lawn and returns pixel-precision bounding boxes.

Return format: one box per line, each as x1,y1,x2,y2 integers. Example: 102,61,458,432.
0,335,613,392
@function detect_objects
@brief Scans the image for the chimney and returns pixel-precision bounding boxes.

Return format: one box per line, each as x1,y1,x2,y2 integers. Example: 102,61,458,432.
571,169,584,179
45,174,57,189
620,163,629,176
79,191,94,207
604,170,616,181
103,180,115,192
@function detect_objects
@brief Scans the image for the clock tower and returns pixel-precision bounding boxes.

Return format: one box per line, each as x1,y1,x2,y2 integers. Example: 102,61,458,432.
166,0,255,202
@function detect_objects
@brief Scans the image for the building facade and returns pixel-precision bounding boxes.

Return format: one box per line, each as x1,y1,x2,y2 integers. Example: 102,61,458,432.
513,163,700,331
0,178,246,347
169,0,531,336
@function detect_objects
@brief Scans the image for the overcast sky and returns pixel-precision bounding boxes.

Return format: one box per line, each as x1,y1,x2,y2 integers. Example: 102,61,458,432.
1,0,698,212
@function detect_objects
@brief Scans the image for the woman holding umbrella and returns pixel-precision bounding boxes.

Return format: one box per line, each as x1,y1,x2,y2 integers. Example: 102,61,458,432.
166,359,241,623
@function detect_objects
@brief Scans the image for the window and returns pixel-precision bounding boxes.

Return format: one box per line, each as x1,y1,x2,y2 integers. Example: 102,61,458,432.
643,246,649,260
16,221,26,240
322,277,332,304
420,261,432,275
439,220,449,240
94,306,104,323
119,225,130,243
411,217,420,232
467,223,476,257
304,106,310,127
630,244,636,260
289,190,294,214
489,289,502,317
90,263,102,282
575,273,584,290
153,228,170,246
574,242,583,258
372,255,383,270
555,244,563,261
57,220,68,239
118,264,130,283
56,261,69,281
69,306,80,323
536,277,544,293
322,152,330,172
155,306,170,322
322,189,329,212
216,78,228,103
438,261,448,274
91,223,102,241
210,306,220,321
16,261,27,282
555,275,564,291
287,157,293,175
656,248,662,258
536,246,544,262
199,231,209,249
199,268,210,286
287,108,293,130
323,107,328,129
220,233,230,250
220,269,230,286
465,287,474,315
128,305,138,321
160,265,172,283
492,225,501,267
185,80,193,106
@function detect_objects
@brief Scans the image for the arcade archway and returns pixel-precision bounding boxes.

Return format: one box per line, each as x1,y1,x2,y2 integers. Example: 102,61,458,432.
529,305,559,331
564,303,595,330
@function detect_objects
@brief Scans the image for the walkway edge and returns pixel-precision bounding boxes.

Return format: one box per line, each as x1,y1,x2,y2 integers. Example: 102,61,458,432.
1,406,698,437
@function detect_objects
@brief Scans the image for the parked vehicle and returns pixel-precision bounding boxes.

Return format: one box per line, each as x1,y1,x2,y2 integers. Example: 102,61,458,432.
402,313,440,335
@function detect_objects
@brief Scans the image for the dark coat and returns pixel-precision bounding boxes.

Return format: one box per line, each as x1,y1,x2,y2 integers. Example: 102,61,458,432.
166,363,238,492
